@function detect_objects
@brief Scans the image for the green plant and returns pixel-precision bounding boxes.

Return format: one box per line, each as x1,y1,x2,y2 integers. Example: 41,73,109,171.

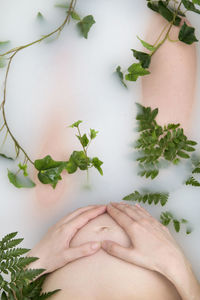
116,0,199,86
135,103,197,179
160,211,192,234
123,190,169,206
0,232,59,299
185,154,200,186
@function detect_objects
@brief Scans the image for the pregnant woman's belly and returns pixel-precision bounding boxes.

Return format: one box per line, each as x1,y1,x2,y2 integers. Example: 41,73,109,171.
43,213,181,300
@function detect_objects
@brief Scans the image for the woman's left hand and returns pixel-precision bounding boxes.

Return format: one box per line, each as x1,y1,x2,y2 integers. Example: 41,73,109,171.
28,204,106,274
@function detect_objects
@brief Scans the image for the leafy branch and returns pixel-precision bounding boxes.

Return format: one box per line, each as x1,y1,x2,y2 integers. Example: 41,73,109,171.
160,211,192,234
185,154,200,186
0,232,59,299
135,103,197,179
123,190,169,206
7,121,103,189
116,0,199,87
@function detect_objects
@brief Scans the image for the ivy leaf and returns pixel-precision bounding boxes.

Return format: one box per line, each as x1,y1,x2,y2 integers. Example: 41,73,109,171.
77,133,89,147
7,170,36,189
178,22,198,44
71,11,81,21
0,153,14,160
18,163,28,177
90,128,98,140
115,66,127,88
34,155,67,189
92,157,103,175
131,49,151,68
125,63,150,81
182,0,200,14
77,15,95,39
173,219,180,232
136,36,156,52
68,151,89,171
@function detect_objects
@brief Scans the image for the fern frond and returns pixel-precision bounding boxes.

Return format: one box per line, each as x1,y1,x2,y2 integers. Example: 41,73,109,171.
185,176,200,186
160,211,191,234
123,190,168,206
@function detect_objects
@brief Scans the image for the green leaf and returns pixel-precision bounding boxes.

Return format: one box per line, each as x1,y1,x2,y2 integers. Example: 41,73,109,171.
192,167,200,173
178,22,198,45
125,63,150,81
77,15,95,39
185,176,200,186
90,128,98,140
192,0,200,5
136,36,156,52
77,133,89,147
182,0,200,14
131,49,151,68
92,157,103,175
1,292,8,300
7,170,36,189
0,153,14,160
34,155,67,188
177,151,190,159
66,159,77,174
37,12,44,21
173,219,180,232
18,163,28,177
115,66,127,88
71,11,81,21
68,151,89,170
54,2,69,9
69,120,83,128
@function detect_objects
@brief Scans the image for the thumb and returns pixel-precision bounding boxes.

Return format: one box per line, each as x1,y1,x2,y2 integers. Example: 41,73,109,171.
65,241,101,263
101,240,135,263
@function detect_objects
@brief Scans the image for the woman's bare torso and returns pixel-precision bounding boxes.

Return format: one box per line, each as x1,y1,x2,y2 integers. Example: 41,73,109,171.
42,213,181,300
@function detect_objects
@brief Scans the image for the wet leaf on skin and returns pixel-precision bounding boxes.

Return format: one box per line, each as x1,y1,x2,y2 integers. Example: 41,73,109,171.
92,157,103,175
34,155,67,189
131,49,151,68
0,153,14,160
125,63,150,81
115,66,127,88
77,15,96,39
182,0,200,14
7,170,36,189
136,36,156,52
178,22,198,44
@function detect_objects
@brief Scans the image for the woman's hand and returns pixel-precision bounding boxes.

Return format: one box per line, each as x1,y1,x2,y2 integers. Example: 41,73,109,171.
102,202,200,300
28,204,106,274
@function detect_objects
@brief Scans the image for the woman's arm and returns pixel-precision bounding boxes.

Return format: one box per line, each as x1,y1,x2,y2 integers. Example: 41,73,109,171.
101,202,200,300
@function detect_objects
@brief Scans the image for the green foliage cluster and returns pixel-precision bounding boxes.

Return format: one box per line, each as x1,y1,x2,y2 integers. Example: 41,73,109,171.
185,155,200,186
123,190,169,206
5,121,103,189
135,103,197,179
55,2,95,38
0,232,59,300
160,211,192,234
116,0,199,87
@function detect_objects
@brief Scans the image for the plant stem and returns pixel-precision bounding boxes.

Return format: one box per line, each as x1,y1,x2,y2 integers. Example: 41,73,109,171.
150,1,183,57
0,0,76,165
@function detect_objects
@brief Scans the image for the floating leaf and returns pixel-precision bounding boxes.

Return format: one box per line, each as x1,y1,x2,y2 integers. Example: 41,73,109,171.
192,0,200,5
69,120,83,128
115,66,127,88
173,219,180,232
0,153,14,160
71,11,81,21
37,12,44,21
136,36,156,52
90,128,98,140
92,157,103,175
185,176,200,186
125,63,150,81
131,49,151,68
7,170,36,189
54,2,69,9
77,15,96,39
182,0,200,14
178,22,198,44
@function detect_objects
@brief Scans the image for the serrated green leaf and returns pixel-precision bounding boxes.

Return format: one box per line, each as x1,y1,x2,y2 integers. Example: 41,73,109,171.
126,63,150,82
77,15,95,39
178,22,198,45
69,120,83,128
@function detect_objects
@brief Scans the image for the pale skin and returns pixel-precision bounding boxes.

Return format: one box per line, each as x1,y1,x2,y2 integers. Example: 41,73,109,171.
29,203,200,300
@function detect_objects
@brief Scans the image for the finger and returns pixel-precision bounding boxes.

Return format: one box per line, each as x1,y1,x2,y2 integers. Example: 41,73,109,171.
57,205,103,226
110,202,144,221
67,206,107,238
135,203,152,217
106,204,134,237
101,240,135,264
65,241,101,263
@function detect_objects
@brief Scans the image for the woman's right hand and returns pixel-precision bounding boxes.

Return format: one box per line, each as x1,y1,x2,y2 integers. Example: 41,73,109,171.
102,202,200,300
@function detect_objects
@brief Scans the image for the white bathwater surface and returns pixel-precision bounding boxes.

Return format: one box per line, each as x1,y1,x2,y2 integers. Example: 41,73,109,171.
0,0,200,280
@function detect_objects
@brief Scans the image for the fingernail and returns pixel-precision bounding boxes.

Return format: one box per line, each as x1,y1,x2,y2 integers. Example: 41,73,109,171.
91,242,101,250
